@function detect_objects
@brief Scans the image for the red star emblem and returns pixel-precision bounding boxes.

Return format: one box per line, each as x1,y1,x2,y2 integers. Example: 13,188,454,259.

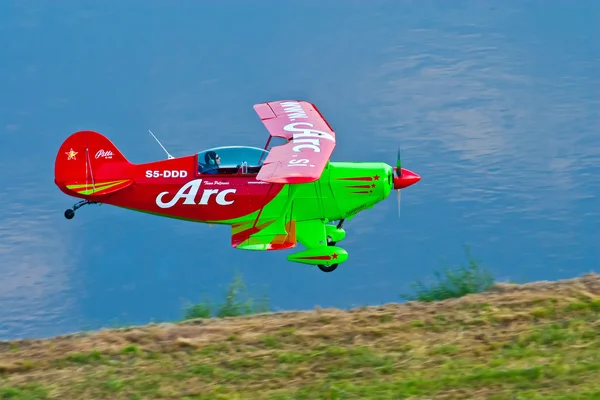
371,183,376,188
65,148,78,160
332,253,338,259
373,175,380,181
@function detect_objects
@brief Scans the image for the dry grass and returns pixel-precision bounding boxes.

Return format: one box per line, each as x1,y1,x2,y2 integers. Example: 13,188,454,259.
1,273,600,399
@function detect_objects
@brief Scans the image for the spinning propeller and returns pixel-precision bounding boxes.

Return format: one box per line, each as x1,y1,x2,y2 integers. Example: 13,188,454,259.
392,148,420,217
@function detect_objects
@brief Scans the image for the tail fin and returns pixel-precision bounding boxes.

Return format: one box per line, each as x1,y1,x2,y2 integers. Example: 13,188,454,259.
54,130,134,198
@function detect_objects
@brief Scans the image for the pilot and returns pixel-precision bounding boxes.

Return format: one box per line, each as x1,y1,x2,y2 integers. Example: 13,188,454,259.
204,151,220,174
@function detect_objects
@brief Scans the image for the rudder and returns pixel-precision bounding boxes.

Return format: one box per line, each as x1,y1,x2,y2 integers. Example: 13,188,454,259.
54,130,134,199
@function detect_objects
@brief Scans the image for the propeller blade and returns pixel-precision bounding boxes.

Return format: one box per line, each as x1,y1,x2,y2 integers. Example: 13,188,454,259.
397,189,401,217
396,148,402,177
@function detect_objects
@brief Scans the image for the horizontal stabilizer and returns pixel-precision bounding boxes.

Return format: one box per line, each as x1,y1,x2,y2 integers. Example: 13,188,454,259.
65,179,134,197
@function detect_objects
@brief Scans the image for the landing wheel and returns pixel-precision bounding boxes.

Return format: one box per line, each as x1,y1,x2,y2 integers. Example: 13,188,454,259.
318,264,338,273
64,200,99,220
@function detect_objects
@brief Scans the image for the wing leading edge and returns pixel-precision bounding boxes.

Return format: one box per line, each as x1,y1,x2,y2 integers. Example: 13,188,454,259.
254,100,336,184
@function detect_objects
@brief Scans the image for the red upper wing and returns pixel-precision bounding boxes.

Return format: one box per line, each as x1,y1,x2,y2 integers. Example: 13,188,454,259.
253,100,336,184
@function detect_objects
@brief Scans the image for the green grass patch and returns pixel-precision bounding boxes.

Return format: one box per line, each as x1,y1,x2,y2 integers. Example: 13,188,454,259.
0,384,49,400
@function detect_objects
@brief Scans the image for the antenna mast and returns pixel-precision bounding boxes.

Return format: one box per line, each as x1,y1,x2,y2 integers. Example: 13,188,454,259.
148,129,174,159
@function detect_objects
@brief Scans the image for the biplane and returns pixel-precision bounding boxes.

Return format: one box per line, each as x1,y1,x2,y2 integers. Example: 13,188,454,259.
54,100,420,272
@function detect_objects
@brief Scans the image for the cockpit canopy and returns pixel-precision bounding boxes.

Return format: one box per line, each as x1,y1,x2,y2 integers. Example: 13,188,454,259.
197,146,269,175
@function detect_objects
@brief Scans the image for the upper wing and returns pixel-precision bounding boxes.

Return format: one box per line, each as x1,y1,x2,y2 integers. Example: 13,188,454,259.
253,100,336,184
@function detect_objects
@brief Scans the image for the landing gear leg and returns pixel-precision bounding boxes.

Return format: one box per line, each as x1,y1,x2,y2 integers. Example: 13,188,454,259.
290,219,348,273
322,218,346,271
64,200,99,219
327,219,345,246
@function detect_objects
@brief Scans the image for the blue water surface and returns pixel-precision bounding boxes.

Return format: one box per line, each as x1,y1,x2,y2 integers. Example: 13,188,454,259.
0,0,598,340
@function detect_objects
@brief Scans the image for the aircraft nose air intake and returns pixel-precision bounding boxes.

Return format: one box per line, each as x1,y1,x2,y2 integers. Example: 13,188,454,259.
393,168,421,189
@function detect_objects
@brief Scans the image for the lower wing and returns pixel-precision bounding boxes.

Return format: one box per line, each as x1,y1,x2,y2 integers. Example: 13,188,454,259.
231,216,296,250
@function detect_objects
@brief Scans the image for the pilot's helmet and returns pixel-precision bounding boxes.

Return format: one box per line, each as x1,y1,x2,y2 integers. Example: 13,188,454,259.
205,151,218,165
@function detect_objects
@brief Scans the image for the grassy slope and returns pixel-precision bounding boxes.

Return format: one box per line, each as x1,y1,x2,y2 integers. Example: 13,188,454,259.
1,273,599,400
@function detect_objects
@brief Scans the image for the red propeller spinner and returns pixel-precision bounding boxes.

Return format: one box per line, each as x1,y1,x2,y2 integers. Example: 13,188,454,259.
393,167,421,189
